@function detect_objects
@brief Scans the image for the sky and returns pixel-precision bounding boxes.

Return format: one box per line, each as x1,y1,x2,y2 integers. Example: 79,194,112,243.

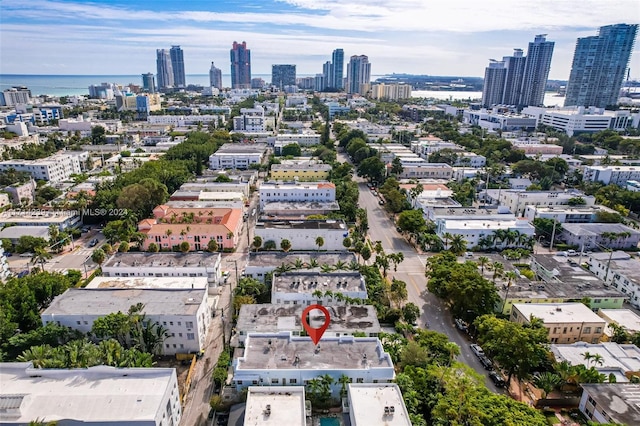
0,0,638,80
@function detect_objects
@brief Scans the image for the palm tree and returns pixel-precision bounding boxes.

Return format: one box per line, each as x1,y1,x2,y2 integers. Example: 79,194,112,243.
449,234,467,256
320,263,334,273
312,290,324,300
293,258,304,269
502,271,518,312
338,374,351,398
280,239,292,252
31,248,52,272
334,260,347,271
307,258,319,268
477,256,489,276
533,372,562,399
315,236,325,252
491,261,504,284
252,236,262,252
441,232,453,250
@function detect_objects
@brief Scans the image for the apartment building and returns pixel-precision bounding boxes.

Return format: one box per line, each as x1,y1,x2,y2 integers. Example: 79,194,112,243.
485,189,596,217
583,166,640,186
209,143,268,170
579,384,640,425
244,386,306,426
523,205,614,224
551,342,640,383
244,251,356,282
522,106,635,136
511,303,606,344
41,288,211,355
587,251,640,309
269,163,331,182
348,384,411,426
397,162,454,180
561,223,640,250
0,153,84,182
254,219,347,251
233,107,266,132
271,271,367,305
268,132,321,147
259,181,335,209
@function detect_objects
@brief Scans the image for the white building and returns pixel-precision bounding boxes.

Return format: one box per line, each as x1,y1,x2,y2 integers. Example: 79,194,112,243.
511,302,606,344
244,251,357,282
259,181,336,209
147,115,224,127
271,272,368,305
397,162,454,180
484,189,596,217
236,304,380,346
41,288,211,355
347,384,411,426
244,386,307,426
579,384,640,425
268,132,321,147
587,251,640,309
1,87,31,106
209,143,268,170
561,223,640,250
0,209,80,230
0,153,84,182
101,252,222,285
522,106,636,136
523,205,614,224
255,219,348,251
583,166,640,187
436,217,535,249
0,362,181,425
232,332,395,394
627,180,640,192
233,107,266,132
463,109,537,132
598,309,640,340
551,342,640,383
178,181,250,198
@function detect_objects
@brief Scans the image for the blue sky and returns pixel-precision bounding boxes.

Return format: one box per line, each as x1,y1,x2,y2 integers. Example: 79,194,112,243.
0,0,638,79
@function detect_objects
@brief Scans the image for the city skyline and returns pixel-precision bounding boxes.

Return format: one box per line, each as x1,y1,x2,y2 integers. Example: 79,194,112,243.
0,0,638,79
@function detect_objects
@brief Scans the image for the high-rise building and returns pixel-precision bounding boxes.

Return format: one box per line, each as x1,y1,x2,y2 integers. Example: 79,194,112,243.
481,60,507,108
322,61,333,90
230,41,251,89
502,49,526,106
565,24,638,108
314,74,326,92
519,34,554,107
346,55,371,95
251,78,265,89
1,87,31,106
156,49,174,90
209,62,222,90
332,49,344,89
141,73,156,93
170,46,186,88
271,64,296,89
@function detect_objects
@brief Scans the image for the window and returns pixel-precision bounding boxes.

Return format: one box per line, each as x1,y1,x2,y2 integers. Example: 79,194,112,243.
170,322,174,326
356,378,364,383
77,321,81,325
595,327,602,333
187,333,195,340
271,378,278,384
289,378,297,384
584,327,591,334
177,322,181,326
186,321,194,328
237,380,243,385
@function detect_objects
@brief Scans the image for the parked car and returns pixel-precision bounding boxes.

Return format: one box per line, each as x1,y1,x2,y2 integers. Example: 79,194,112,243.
88,238,99,247
567,249,578,256
454,318,468,332
479,355,493,370
489,371,506,387
378,200,385,205
81,227,90,233
470,344,485,358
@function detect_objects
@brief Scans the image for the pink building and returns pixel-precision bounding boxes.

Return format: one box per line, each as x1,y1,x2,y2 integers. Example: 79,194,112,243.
139,205,243,251
512,143,563,155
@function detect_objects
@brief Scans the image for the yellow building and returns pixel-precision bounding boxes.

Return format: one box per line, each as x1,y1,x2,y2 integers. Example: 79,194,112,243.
270,163,331,182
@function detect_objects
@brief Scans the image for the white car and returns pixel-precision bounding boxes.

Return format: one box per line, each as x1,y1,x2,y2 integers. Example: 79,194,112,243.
470,344,485,358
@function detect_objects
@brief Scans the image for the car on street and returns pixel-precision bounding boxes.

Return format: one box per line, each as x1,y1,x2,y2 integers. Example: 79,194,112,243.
88,238,99,247
378,200,385,205
479,355,493,370
81,227,90,233
470,344,485,358
489,371,506,387
454,318,468,332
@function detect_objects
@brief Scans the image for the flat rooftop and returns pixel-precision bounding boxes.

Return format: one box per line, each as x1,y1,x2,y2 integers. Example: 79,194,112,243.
348,384,411,426
512,303,605,324
238,333,393,371
562,223,640,237
271,163,331,171
0,209,78,223
256,220,347,230
273,272,365,294
551,343,640,381
214,143,268,153
246,251,356,268
102,252,220,269
441,219,530,230
260,182,335,190
244,386,306,426
599,309,640,335
42,288,206,316
86,276,209,290
262,201,340,212
237,304,380,334
588,252,640,282
0,362,176,424
580,384,640,425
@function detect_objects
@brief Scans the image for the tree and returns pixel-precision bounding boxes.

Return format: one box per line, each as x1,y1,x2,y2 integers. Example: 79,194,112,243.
91,126,106,145
315,236,325,252
91,248,106,266
118,241,129,253
31,248,52,272
477,256,489,276
263,240,277,250
116,178,168,220
357,156,385,183
389,278,408,308
532,218,562,241
396,210,426,236
179,241,190,253
147,243,159,253
533,372,563,399
15,236,48,254
252,236,262,252
207,239,219,252
280,239,292,252
449,234,467,256
402,303,420,325
440,232,453,250
474,315,549,386
390,157,404,176
280,143,301,157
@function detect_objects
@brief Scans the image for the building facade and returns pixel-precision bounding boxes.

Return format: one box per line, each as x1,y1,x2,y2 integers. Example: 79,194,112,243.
482,60,507,108
346,55,371,95
519,34,554,107
231,41,252,89
156,49,174,90
169,45,186,88
259,182,336,209
269,163,331,182
209,62,222,90
141,72,156,93
0,153,84,182
331,48,344,90
586,251,640,309
271,65,296,89
254,219,348,251
565,24,638,108
209,143,268,170
583,165,640,186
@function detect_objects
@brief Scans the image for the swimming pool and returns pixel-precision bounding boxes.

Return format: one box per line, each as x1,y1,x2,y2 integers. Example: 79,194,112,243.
319,417,341,426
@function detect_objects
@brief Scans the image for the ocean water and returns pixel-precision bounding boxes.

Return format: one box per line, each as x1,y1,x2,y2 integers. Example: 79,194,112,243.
0,74,565,106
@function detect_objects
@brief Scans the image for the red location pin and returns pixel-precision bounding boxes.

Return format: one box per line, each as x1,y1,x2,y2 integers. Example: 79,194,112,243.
301,304,331,345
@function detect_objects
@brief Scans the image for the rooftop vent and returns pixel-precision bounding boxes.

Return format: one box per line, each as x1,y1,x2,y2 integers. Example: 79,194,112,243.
264,404,271,416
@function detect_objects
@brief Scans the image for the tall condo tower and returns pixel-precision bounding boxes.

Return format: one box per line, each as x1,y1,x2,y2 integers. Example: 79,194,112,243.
156,49,174,90
209,62,222,90
170,46,186,88
519,34,554,107
141,73,156,93
481,60,507,108
564,24,638,108
271,64,296,89
230,41,251,89
346,55,371,95
322,61,333,90
331,49,344,89
502,49,526,105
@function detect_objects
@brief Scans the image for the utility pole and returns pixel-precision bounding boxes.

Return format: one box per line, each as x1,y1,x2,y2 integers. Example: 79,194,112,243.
549,220,558,251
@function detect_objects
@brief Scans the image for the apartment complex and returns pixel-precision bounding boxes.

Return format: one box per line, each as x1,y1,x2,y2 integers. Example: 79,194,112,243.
259,181,336,209
346,55,371,95
271,271,368,305
209,143,268,170
270,163,331,182
0,152,84,182
254,219,348,251
231,41,252,89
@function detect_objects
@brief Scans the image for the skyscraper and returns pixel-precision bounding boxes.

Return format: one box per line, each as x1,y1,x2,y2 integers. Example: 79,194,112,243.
230,41,251,89
519,34,554,107
271,65,296,89
156,49,174,90
170,46,186,88
322,61,333,90
209,62,222,90
141,73,156,93
346,55,371,95
482,60,507,108
565,24,638,108
331,49,344,89
501,49,526,106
